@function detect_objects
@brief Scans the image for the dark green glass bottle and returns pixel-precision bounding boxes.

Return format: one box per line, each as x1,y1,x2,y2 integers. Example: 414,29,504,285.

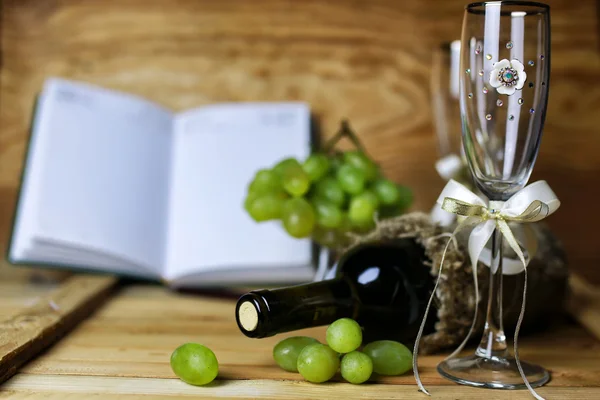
235,238,437,344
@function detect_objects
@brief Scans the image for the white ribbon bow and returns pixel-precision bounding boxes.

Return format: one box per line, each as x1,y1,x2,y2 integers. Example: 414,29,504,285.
432,156,544,275
414,179,560,400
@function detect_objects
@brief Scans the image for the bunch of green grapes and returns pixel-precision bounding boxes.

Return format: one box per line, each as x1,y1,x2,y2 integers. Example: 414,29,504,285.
244,149,412,248
272,318,413,384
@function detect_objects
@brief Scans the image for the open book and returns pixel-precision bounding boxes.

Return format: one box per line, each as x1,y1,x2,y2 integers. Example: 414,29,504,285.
8,78,316,287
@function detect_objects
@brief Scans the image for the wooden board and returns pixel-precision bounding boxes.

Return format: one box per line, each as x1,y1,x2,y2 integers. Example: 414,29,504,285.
567,273,600,341
1,0,600,286
0,272,118,383
0,283,598,399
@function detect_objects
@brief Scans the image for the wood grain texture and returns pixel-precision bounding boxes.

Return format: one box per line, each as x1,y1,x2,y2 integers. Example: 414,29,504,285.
0,274,118,384
567,273,600,341
1,0,599,283
0,283,598,398
3,376,600,400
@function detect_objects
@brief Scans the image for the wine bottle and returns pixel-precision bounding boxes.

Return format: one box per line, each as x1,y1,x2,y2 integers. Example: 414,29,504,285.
235,238,437,344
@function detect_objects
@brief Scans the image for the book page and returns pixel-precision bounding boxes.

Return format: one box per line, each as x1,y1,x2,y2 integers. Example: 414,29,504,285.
28,78,173,272
165,103,313,280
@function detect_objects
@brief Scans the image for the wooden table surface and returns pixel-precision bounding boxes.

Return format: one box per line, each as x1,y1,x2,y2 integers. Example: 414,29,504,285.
0,267,599,400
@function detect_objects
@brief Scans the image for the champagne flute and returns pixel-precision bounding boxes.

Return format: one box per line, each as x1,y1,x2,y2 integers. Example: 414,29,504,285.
437,1,551,389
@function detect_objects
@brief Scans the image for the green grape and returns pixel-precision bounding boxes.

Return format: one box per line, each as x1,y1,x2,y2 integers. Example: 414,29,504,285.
326,318,362,354
340,351,373,384
303,154,330,182
312,226,341,248
278,161,310,197
170,343,218,386
343,151,378,182
273,336,320,372
314,178,346,208
396,185,414,211
244,192,259,213
282,198,316,238
348,191,378,227
336,164,366,195
274,158,301,176
372,179,401,206
249,169,281,194
248,193,286,222
297,343,340,383
313,200,343,229
362,340,412,376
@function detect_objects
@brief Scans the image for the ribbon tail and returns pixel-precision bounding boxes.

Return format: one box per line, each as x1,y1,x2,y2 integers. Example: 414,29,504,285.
413,218,476,395
497,219,546,400
412,239,451,396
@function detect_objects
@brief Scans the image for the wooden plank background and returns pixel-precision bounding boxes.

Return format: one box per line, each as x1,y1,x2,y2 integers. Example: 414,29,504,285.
0,0,599,283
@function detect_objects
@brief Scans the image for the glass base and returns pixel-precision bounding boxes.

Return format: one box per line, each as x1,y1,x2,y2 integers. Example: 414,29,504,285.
437,354,550,390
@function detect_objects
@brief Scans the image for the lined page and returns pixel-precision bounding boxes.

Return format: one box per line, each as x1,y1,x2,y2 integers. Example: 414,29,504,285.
166,103,312,280
31,79,173,272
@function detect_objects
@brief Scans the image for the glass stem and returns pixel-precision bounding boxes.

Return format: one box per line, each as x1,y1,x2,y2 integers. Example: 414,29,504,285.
476,227,508,359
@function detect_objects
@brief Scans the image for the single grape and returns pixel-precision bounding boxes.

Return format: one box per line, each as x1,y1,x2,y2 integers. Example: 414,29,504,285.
244,192,259,213
274,158,302,176
249,169,281,194
313,200,344,229
336,164,366,195
362,340,412,376
348,191,378,227
282,167,310,197
297,343,340,383
273,336,320,372
314,178,346,208
340,351,373,384
303,154,330,182
312,226,341,248
247,193,286,222
396,185,414,211
372,179,401,206
282,198,316,238
343,151,378,181
326,318,362,354
170,343,218,386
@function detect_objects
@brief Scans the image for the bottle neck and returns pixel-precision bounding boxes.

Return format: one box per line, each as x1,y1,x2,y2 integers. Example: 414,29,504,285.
236,278,355,338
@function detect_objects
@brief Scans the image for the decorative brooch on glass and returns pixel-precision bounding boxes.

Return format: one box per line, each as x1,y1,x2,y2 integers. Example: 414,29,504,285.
489,59,527,95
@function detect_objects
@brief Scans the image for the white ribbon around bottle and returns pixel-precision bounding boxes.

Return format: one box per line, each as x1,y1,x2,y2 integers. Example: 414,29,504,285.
414,178,560,400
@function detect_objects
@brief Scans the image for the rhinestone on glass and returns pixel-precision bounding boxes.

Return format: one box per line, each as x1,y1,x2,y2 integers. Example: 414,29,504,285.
482,87,489,94
475,46,481,55
486,54,492,60
506,41,513,49
485,114,492,121
509,115,515,121
496,99,503,107
497,67,519,87
518,98,524,105
529,82,534,88
479,69,484,76
540,55,545,60
466,68,471,74
530,108,535,114
528,60,535,66
468,93,473,99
